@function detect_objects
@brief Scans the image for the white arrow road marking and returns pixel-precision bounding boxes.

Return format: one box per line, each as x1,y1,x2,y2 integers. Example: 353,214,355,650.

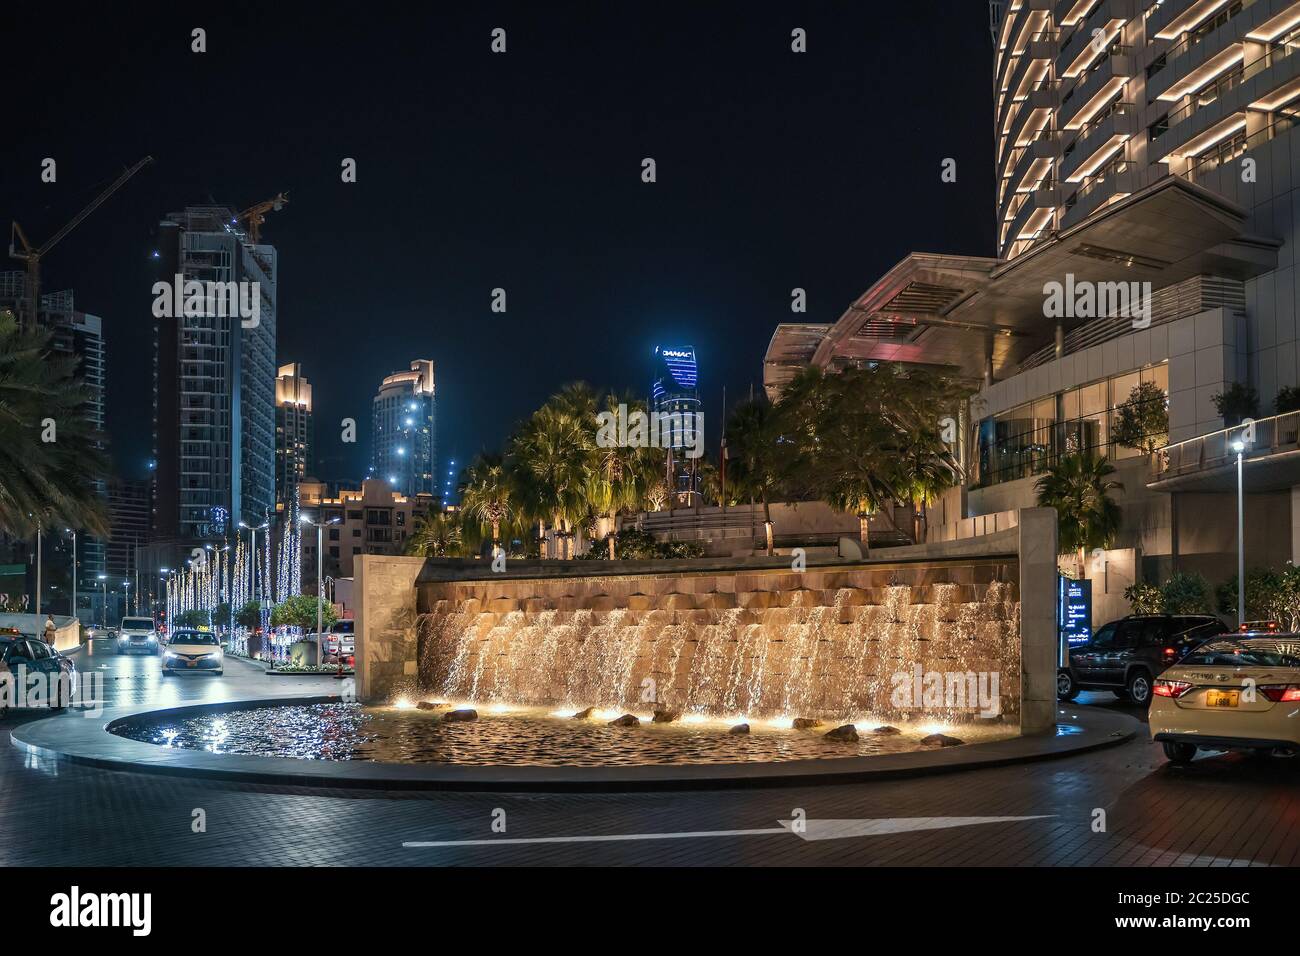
781,815,1055,841
401,815,1052,848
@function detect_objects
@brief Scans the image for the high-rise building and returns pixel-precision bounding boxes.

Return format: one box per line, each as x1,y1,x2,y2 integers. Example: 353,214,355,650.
152,205,277,546
106,478,151,584
651,345,702,500
0,276,108,596
275,362,313,514
764,0,1300,613
370,360,436,498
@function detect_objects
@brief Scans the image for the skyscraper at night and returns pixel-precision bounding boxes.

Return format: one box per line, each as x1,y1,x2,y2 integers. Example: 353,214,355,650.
151,205,278,545
275,362,313,514
0,276,108,597
370,360,436,498
650,344,702,501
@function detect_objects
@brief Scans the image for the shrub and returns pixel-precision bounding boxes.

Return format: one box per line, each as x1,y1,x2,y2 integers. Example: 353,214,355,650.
1211,383,1259,426
1276,386,1300,415
1124,581,1163,614
1160,572,1211,614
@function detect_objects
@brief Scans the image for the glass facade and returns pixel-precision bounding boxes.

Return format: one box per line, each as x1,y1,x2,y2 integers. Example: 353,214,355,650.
973,362,1168,488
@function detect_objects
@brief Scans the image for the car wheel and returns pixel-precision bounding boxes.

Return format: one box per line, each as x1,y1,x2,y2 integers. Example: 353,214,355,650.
1126,670,1153,707
213,670,223,676
1163,741,1198,764
1056,669,1080,701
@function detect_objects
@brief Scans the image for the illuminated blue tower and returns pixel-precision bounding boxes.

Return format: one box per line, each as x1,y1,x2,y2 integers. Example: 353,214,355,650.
650,345,702,501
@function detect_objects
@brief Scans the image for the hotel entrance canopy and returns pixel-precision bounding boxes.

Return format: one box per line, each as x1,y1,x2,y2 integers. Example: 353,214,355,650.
764,176,1278,400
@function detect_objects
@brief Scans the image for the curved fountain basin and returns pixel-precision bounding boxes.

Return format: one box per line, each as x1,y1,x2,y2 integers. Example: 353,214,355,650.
11,694,1140,791
108,700,1018,767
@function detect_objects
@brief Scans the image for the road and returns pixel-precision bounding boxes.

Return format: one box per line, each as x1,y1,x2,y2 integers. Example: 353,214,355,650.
3,638,1298,866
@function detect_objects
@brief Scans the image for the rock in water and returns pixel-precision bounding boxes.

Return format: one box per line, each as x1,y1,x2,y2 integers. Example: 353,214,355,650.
728,723,750,735
608,713,640,727
571,707,596,719
416,700,450,711
824,724,859,742
652,708,680,723
919,733,964,747
440,709,478,722
792,717,823,730
872,725,902,735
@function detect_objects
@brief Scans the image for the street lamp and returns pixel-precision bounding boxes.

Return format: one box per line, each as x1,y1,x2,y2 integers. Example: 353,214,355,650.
239,520,269,607
97,573,107,629
1231,436,1247,628
123,580,131,618
66,529,77,622
300,515,342,674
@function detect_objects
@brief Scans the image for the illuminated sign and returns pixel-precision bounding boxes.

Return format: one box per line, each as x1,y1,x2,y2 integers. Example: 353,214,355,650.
1058,576,1092,647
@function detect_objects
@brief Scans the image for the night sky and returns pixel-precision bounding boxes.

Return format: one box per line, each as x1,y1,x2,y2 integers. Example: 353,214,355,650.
6,2,993,485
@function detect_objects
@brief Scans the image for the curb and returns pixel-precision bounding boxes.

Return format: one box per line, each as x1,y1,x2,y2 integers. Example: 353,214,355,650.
10,695,1141,793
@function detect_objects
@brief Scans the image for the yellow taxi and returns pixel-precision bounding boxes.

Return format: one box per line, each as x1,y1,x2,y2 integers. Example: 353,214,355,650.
1150,635,1300,763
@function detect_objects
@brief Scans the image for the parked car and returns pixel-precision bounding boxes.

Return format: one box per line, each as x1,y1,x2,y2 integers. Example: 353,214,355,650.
1057,614,1229,706
323,620,354,664
1151,635,1300,763
116,616,160,655
161,629,224,676
0,634,76,711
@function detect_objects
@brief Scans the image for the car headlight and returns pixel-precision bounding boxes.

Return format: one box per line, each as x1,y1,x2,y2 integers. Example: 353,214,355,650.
164,651,180,660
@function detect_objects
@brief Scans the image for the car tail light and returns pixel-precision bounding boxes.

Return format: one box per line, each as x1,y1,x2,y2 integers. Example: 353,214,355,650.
1154,679,1193,698
1162,646,1178,658
1258,684,1300,702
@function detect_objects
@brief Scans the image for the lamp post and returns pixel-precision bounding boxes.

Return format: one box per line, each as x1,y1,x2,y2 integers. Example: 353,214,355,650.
34,519,42,617
123,580,131,620
300,515,341,672
1231,437,1247,628
97,573,107,629
66,529,77,622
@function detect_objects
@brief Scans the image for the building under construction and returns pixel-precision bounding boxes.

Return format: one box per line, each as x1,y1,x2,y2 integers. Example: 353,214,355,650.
151,205,279,550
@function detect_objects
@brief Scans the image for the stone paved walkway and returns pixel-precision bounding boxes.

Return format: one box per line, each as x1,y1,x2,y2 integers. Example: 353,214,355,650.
4,639,1297,866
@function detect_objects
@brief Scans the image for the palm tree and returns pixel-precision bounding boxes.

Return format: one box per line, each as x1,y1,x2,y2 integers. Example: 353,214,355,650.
724,398,785,553
1035,452,1123,577
460,453,511,553
590,392,657,558
803,366,904,554
405,511,464,557
510,385,594,558
0,310,109,537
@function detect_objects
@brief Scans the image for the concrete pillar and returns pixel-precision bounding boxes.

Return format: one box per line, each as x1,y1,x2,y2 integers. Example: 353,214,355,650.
1018,507,1059,735
1291,486,1300,566
354,554,425,702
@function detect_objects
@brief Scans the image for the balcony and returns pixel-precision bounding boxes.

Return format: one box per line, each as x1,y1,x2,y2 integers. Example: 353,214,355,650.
1149,410,1300,492
1058,0,1136,76
1060,51,1133,127
1061,103,1137,180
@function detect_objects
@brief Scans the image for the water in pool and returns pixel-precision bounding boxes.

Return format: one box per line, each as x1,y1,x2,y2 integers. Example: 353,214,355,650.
111,702,1014,767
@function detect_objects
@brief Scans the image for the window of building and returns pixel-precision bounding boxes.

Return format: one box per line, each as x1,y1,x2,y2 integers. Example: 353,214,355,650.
973,362,1169,488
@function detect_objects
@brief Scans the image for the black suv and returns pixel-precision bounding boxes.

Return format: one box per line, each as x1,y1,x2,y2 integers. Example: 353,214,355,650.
1057,614,1228,706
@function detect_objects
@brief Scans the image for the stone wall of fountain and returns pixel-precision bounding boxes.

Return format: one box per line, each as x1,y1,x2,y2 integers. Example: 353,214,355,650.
414,563,1021,724
353,509,1060,733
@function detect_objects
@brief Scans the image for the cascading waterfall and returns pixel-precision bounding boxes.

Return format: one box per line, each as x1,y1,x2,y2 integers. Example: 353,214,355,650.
416,574,1020,723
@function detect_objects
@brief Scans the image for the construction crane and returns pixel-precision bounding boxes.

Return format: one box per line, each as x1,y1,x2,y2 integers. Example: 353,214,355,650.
234,192,289,244
8,155,153,329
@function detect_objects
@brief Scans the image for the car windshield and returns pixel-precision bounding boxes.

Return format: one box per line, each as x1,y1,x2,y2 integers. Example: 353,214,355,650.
1181,640,1300,668
122,618,153,630
169,631,218,646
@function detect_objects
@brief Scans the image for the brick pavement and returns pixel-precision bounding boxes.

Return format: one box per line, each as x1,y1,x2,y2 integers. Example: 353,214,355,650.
2,644,1296,866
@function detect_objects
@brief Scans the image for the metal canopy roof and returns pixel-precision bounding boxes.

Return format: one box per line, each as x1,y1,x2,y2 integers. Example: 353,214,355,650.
789,175,1278,385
